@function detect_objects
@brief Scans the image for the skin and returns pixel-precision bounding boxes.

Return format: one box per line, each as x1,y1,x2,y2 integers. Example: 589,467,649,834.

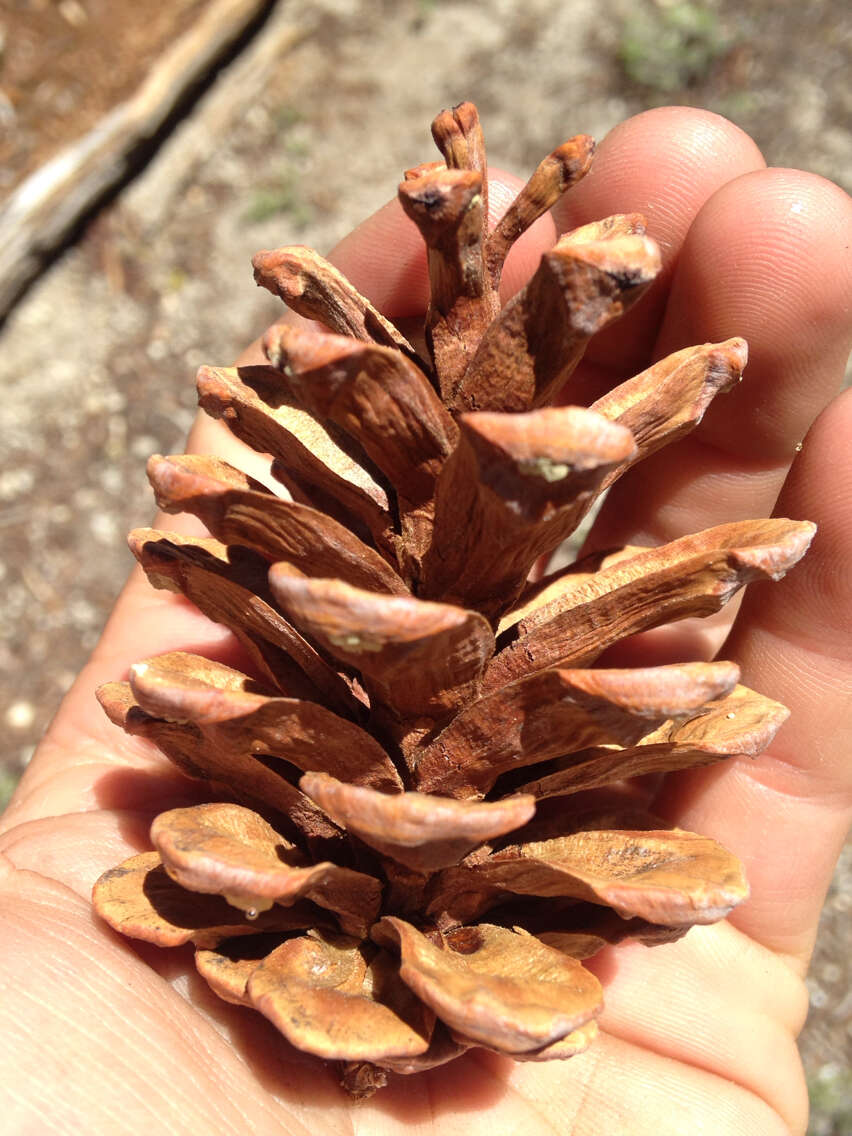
1,106,850,1135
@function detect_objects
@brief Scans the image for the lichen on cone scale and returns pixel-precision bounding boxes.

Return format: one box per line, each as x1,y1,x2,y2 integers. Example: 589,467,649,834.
92,102,816,1098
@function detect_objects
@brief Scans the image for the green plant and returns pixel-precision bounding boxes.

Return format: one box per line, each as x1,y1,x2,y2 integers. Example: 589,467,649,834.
807,1064,852,1136
619,1,731,92
243,172,312,227
0,767,19,812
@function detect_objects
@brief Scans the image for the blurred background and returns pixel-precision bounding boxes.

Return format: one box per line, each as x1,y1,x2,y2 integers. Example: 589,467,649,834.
0,0,849,1129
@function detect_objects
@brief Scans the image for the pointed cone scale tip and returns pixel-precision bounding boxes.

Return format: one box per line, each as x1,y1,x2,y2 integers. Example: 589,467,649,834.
128,655,267,725
553,134,596,167
398,169,483,228
195,364,238,409
146,453,223,506
714,336,748,372
557,213,648,247
147,452,249,488
460,405,637,468
127,527,166,561
251,246,308,286
263,322,360,374
299,771,534,870
553,233,662,282
269,568,464,636
431,101,481,147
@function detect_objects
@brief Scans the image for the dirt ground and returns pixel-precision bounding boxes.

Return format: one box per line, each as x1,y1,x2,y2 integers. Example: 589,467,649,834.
0,0,849,1130
0,0,208,194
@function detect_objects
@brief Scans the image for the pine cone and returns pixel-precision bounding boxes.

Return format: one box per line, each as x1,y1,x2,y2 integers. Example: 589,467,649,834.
92,103,815,1098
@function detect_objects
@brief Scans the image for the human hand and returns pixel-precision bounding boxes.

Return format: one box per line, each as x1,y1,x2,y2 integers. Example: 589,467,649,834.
1,106,850,1135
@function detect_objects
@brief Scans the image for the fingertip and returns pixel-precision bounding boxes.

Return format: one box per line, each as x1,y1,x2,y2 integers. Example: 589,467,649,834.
658,166,852,456
663,166,852,337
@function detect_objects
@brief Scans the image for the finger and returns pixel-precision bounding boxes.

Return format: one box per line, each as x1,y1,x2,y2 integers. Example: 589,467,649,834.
581,168,852,660
654,168,852,461
655,388,852,967
552,106,765,378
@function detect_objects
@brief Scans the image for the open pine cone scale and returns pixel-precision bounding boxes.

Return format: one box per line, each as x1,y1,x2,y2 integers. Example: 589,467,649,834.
92,103,815,1097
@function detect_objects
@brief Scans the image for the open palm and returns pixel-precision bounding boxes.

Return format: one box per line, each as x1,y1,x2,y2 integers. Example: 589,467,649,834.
1,107,850,1135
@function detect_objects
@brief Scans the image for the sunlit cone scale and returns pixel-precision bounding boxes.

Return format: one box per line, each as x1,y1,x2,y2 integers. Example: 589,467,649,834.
92,103,815,1098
